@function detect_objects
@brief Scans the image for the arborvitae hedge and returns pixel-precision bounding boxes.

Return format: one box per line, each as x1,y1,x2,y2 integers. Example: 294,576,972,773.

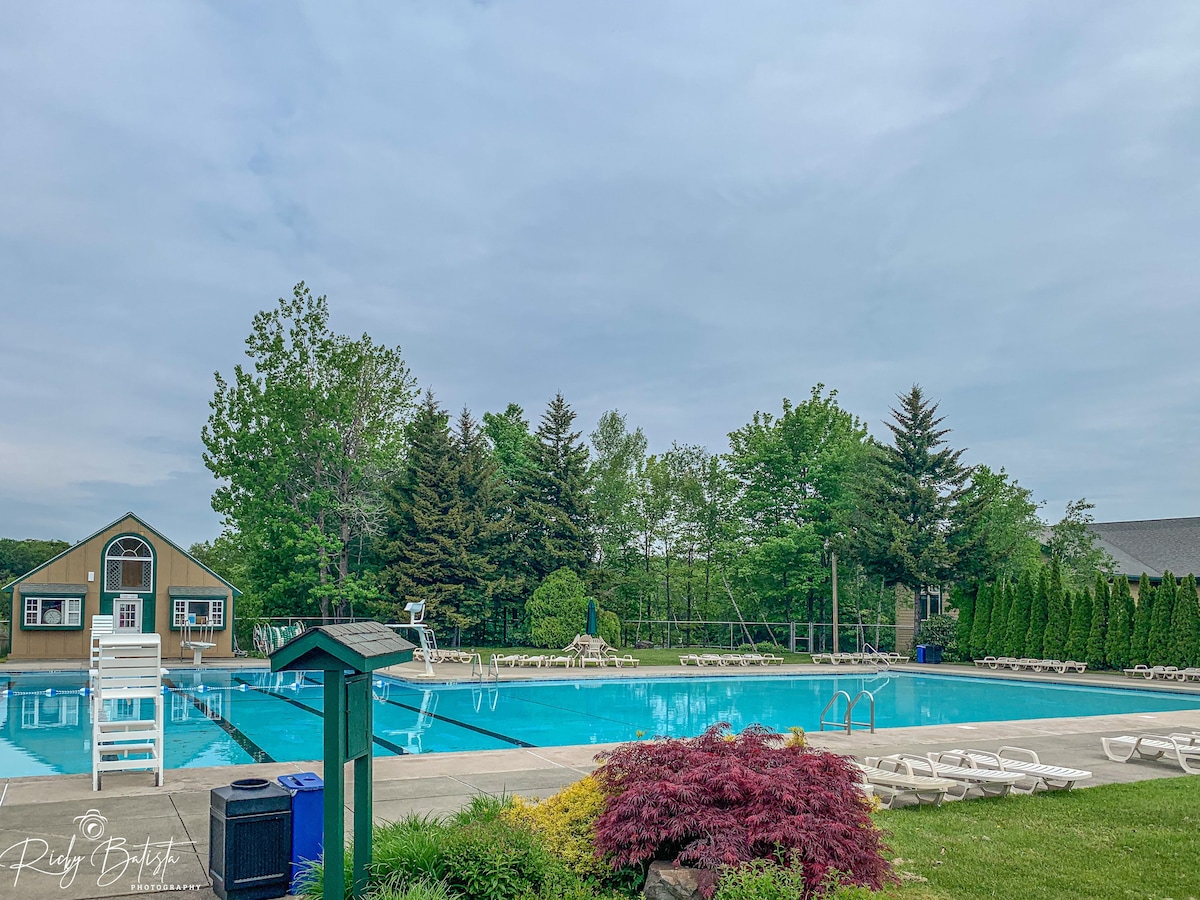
956,587,975,658
1007,569,1035,657
1148,571,1177,666
968,582,992,660
1065,586,1091,662
1086,572,1109,669
1026,567,1049,659
1106,575,1134,670
1171,574,1200,668
1131,575,1154,665
984,579,1009,657
1042,560,1067,660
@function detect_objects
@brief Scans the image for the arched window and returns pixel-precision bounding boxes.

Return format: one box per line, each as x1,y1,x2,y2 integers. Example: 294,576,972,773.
104,536,153,592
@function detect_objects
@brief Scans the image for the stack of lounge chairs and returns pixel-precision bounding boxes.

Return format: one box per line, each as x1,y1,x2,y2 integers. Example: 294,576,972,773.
973,657,1087,673
1121,665,1200,681
812,651,909,665
678,652,784,667
858,746,1092,808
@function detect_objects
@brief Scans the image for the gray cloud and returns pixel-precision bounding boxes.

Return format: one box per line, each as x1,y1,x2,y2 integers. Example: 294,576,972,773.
2,1,1199,545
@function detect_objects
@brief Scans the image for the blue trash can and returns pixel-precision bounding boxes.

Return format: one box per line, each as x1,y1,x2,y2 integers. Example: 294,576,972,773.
916,645,927,664
278,772,324,895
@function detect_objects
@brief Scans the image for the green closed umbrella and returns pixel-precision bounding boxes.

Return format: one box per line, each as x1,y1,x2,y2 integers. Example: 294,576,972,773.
586,599,599,637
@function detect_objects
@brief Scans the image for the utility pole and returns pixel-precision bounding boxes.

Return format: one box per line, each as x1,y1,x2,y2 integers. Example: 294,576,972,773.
832,550,839,654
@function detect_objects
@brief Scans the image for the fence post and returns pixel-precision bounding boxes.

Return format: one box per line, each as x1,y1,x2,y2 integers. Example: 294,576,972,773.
789,622,796,654
808,623,815,654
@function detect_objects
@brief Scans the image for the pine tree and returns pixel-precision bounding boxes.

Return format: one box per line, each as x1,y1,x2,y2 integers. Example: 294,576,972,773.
1086,573,1109,669
1148,572,1177,666
1026,565,1049,658
1042,559,1068,660
1130,575,1154,664
454,408,502,644
956,586,976,659
1105,575,1135,670
379,391,474,631
985,579,1010,657
1065,587,1091,662
1170,573,1200,668
1006,569,1034,657
969,582,993,659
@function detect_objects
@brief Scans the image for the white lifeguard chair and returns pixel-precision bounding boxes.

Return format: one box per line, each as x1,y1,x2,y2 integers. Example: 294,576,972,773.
385,601,438,675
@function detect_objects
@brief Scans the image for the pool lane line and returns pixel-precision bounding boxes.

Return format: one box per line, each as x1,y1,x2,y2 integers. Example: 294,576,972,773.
163,678,275,764
233,677,410,757
301,674,536,749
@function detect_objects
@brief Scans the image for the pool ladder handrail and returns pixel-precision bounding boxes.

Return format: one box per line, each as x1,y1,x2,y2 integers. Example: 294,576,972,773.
472,654,499,683
819,689,875,734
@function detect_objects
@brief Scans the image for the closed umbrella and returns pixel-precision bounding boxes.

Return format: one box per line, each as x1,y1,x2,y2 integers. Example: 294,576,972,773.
586,599,599,637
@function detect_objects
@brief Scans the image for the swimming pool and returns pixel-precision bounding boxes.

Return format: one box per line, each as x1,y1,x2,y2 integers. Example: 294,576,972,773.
3,668,1200,777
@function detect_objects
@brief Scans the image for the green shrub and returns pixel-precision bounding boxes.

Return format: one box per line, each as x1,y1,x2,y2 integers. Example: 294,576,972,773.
715,858,809,899
372,814,450,886
598,610,621,648
913,613,959,659
440,815,554,900
365,877,458,900
507,775,611,882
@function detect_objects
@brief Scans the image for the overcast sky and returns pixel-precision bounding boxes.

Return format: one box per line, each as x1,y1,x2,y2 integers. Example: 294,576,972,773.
2,2,1199,547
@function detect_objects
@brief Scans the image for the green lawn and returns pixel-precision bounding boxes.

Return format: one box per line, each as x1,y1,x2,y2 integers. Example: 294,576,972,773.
874,777,1200,900
452,645,813,666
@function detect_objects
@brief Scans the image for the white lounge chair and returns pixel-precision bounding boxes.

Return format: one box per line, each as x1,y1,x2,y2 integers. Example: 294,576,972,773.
696,654,727,667
853,761,956,808
1101,734,1200,774
92,634,166,791
491,653,523,667
679,654,701,666
810,653,833,664
720,654,751,666
868,753,1023,799
943,748,1092,791
611,655,640,668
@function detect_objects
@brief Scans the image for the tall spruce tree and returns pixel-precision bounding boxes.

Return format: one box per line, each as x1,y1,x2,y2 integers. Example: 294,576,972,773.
454,408,503,643
1086,573,1109,669
1042,559,1068,660
1105,575,1135,670
1131,575,1154,664
985,579,1011,657
1026,566,1050,659
379,391,475,632
853,386,972,630
1006,569,1035,657
1147,572,1177,666
1065,586,1091,662
1172,574,1200,667
969,582,993,660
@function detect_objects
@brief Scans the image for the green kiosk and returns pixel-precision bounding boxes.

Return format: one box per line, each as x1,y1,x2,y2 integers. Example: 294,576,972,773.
271,621,416,899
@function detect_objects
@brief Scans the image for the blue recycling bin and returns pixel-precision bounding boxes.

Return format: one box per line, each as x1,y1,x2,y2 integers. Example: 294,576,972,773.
915,645,927,664
278,772,324,894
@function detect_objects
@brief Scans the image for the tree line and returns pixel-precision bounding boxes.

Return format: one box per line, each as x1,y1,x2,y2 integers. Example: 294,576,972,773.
186,284,1112,646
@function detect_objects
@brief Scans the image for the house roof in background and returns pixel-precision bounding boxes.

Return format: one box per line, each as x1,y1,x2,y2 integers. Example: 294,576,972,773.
1088,517,1200,580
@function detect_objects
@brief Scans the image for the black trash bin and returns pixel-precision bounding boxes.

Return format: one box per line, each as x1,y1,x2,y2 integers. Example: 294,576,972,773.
210,777,293,900
927,645,944,664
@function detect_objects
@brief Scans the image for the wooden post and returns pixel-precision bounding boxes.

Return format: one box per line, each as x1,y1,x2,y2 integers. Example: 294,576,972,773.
353,704,372,896
323,669,346,900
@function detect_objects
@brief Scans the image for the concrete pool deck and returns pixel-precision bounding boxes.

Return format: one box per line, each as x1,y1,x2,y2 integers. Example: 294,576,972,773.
1,661,1198,899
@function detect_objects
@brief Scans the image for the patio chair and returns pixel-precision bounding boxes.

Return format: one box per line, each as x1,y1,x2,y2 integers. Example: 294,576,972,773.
1179,667,1200,682
810,653,833,664
696,654,727,666
611,655,640,668
853,761,955,808
180,617,216,665
1123,665,1151,678
943,748,1092,791
868,753,1022,799
679,654,701,666
491,653,523,667
92,634,166,791
720,654,751,666
545,655,573,668
1101,733,1200,774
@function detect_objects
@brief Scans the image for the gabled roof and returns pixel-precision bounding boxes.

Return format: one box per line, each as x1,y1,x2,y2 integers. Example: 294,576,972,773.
1088,517,1200,581
271,621,416,672
1,511,242,596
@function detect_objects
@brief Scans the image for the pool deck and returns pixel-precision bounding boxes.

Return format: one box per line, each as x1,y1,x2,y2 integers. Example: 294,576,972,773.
1,660,1198,899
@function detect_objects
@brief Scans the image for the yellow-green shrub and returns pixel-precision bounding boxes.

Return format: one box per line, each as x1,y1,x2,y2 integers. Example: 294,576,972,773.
506,775,610,882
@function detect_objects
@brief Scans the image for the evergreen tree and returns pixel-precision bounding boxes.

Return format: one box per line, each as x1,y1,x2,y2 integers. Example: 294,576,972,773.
1064,587,1091,662
983,579,1007,656
1130,575,1154,664
955,585,976,659
379,391,475,632
1042,559,1068,660
1105,575,1135,670
1086,573,1109,669
1006,569,1034,657
454,408,503,643
1147,572,1177,666
1026,565,1049,659
968,581,993,660
1172,574,1200,668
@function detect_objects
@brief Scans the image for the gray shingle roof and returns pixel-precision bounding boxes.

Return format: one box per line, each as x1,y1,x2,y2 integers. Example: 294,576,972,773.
16,583,87,594
1088,517,1200,580
168,585,229,597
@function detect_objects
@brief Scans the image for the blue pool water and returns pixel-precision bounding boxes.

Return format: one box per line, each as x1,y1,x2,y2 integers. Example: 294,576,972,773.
3,668,1200,777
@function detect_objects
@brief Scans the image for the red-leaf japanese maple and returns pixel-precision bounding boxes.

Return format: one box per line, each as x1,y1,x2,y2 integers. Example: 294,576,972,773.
592,724,893,898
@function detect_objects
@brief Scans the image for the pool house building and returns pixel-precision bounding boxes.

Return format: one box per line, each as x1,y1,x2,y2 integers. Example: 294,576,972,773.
3,511,241,662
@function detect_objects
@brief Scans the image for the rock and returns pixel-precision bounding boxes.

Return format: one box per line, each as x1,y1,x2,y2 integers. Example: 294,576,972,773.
643,861,717,900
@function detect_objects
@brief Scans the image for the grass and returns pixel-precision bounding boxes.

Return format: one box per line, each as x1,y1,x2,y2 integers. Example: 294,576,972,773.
448,645,813,666
873,777,1200,900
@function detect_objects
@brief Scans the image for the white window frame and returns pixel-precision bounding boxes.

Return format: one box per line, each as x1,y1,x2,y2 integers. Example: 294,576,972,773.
23,596,83,627
104,537,154,593
173,597,224,628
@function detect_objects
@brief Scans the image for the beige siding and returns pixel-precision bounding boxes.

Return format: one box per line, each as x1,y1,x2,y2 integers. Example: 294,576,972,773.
894,583,915,653
10,514,236,662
